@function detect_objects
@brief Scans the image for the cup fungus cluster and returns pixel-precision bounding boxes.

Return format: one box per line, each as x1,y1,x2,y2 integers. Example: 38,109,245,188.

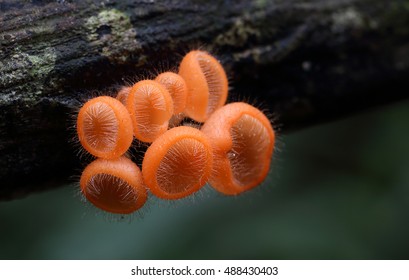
76,50,276,215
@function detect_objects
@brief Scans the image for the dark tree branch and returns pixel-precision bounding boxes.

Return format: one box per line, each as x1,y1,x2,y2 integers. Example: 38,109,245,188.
1,0,409,200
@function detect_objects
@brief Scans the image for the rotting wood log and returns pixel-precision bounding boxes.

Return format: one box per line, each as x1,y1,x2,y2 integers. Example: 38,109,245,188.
1,0,409,200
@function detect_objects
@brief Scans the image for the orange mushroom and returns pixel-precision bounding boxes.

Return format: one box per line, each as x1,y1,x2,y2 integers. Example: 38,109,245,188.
76,96,133,159
142,126,213,200
179,50,228,122
126,80,174,143
201,102,275,195
80,157,147,214
155,72,188,114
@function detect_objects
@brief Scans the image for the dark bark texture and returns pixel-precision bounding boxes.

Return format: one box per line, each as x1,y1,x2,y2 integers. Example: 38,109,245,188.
1,0,409,200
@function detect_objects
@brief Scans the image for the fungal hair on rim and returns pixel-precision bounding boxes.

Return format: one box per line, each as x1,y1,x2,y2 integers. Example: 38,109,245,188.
86,173,139,204
77,173,150,222
79,196,145,223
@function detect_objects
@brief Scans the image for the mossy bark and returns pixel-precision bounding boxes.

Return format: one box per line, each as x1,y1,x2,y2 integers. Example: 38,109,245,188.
1,0,409,200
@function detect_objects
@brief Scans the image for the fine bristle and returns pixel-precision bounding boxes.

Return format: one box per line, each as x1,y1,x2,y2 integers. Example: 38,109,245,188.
155,72,187,114
197,54,225,115
86,173,138,207
131,81,173,142
156,138,209,194
137,83,169,112
82,102,119,153
228,114,271,187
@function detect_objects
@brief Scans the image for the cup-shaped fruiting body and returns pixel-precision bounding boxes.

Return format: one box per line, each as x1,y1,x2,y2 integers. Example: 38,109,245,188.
142,126,213,200
77,96,133,159
126,80,174,143
80,157,147,214
178,50,228,122
155,72,188,114
201,102,275,195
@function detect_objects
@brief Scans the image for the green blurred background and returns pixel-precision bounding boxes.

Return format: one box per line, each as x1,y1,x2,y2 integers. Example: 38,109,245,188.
1,99,409,259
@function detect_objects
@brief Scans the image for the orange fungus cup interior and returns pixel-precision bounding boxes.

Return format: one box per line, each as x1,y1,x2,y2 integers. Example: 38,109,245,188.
126,80,174,143
76,96,133,159
178,50,228,122
80,157,147,214
155,72,188,115
142,126,213,200
201,102,275,195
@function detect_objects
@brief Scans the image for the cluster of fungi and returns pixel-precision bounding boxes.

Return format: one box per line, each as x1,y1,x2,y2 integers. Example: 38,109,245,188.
76,50,276,215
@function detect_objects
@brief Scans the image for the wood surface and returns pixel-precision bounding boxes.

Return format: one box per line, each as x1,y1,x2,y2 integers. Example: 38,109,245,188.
1,0,409,200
